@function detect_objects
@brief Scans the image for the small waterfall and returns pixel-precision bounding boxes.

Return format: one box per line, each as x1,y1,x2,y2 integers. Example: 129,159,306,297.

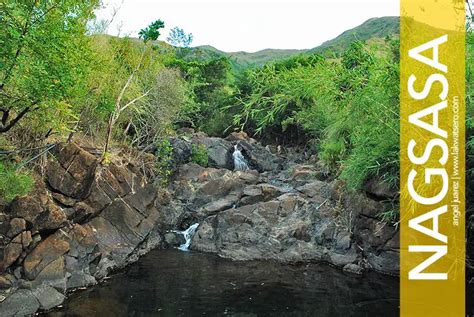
175,223,199,252
233,145,249,171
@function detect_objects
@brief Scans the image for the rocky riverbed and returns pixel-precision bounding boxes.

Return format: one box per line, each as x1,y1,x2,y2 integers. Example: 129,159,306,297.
0,131,399,315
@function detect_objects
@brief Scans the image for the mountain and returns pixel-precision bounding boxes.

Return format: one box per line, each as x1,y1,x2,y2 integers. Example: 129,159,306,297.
182,16,400,70
309,16,400,54
178,45,306,71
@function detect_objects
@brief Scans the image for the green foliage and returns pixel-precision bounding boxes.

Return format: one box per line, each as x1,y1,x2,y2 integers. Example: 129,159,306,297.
0,0,99,135
167,27,193,48
178,17,399,72
234,38,399,190
234,53,327,138
191,144,209,167
310,17,400,56
154,139,173,185
132,68,191,146
168,57,235,135
139,20,165,43
331,39,400,190
0,162,33,202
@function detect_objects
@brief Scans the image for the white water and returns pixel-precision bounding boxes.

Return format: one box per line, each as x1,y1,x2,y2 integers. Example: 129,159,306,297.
233,145,249,171
175,223,199,252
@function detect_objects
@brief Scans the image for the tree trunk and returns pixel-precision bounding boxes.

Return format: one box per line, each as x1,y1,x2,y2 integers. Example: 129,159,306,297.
103,115,114,157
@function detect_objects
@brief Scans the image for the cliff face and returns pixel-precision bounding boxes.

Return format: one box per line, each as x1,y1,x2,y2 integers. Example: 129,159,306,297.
0,143,179,315
0,134,400,315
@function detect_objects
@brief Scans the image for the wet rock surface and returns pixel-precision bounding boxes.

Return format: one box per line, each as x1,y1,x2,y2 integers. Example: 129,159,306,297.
0,134,399,315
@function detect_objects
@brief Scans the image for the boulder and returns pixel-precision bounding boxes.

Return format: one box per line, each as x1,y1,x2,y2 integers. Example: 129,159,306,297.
46,143,98,199
32,284,65,311
6,218,26,239
198,137,233,169
363,177,398,199
9,182,66,233
343,263,364,275
225,131,250,142
163,232,186,247
9,188,48,225
64,224,99,289
23,232,70,280
169,137,193,167
238,140,282,172
0,289,40,316
1,234,23,271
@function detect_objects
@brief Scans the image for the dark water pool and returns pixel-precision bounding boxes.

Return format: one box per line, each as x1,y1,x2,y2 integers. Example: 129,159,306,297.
47,250,399,317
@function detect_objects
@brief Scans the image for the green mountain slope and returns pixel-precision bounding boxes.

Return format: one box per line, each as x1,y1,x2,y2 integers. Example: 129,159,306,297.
181,16,399,70
309,16,400,54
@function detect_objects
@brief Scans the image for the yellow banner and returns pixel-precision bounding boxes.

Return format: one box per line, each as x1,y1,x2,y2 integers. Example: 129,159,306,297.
400,0,465,316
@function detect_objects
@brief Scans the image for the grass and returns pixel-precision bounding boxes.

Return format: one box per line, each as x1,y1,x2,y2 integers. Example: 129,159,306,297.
0,162,34,203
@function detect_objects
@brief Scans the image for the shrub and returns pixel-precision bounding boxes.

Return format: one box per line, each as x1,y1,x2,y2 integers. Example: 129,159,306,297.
0,162,34,203
155,139,174,185
191,144,209,167
233,39,400,191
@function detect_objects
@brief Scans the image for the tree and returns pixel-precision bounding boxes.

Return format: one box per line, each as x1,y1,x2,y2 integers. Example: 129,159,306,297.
0,0,99,135
132,68,189,147
167,27,193,48
103,19,165,156
138,20,165,43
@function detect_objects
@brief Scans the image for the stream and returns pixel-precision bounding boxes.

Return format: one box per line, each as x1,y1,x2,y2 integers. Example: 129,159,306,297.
46,249,399,316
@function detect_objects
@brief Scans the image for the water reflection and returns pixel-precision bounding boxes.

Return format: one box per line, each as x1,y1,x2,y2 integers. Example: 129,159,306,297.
47,250,399,316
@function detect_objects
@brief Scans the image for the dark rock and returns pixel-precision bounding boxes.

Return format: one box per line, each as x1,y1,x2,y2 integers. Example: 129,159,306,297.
200,196,238,216
23,232,70,280
367,250,399,275
238,140,282,172
63,224,99,289
0,275,12,289
0,289,40,316
297,181,329,199
52,192,77,207
169,137,193,167
40,203,67,231
6,218,26,238
363,177,398,199
31,234,41,247
9,189,47,225
163,232,186,247
33,256,67,292
343,263,364,274
21,231,32,250
9,184,66,233
47,143,98,199
225,131,250,142
1,234,23,271
199,137,233,169
13,267,21,279
335,232,351,251
0,137,402,315
290,164,330,184
32,284,65,311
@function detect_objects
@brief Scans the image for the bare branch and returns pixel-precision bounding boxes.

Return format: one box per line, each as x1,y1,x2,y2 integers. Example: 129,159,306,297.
120,89,151,113
115,48,146,113
0,103,39,133
1,109,9,126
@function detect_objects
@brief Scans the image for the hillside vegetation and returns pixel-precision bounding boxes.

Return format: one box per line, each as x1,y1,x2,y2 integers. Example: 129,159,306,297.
181,16,400,70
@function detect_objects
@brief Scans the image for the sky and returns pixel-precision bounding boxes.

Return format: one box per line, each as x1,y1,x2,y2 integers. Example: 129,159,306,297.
96,0,399,53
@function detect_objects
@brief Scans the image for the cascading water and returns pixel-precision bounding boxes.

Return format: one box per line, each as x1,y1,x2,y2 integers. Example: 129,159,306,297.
175,223,199,252
233,145,249,171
